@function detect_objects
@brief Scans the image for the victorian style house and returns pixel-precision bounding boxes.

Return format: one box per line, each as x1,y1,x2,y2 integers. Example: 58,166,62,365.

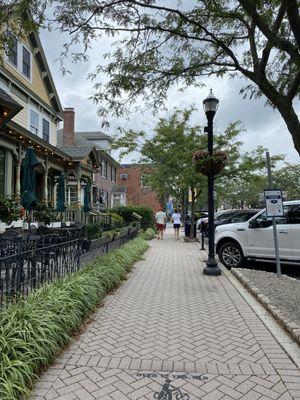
0,29,100,223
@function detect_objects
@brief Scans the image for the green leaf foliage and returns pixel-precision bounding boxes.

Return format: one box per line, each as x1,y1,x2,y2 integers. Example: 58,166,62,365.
32,0,300,154
109,205,154,229
0,196,21,225
139,227,156,240
0,238,149,399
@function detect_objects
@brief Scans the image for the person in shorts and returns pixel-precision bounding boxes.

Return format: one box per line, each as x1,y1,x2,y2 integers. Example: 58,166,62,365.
171,209,182,241
155,207,167,239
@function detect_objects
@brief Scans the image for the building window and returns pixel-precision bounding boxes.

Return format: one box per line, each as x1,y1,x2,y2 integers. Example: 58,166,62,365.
0,148,5,194
111,166,116,183
7,31,18,67
99,190,108,206
101,159,107,178
66,185,77,206
30,109,39,135
141,174,151,189
42,118,50,142
22,46,31,79
6,32,32,80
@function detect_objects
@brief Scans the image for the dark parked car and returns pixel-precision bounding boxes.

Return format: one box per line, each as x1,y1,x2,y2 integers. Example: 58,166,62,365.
214,209,260,228
198,209,260,235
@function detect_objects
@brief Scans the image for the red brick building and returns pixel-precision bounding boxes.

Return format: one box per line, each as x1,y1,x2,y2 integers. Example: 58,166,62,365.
117,164,161,212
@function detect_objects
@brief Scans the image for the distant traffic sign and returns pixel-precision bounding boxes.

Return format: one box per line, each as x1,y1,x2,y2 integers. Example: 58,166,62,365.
264,189,284,217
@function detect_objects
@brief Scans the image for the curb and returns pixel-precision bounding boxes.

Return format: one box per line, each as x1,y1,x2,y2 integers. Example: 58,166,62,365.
231,268,300,346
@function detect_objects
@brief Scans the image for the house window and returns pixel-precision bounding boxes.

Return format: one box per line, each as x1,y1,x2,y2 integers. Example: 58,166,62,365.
0,148,5,194
22,46,31,79
111,166,116,183
6,32,32,80
141,174,151,189
42,118,50,142
7,31,18,67
101,159,107,178
66,185,77,206
30,109,39,135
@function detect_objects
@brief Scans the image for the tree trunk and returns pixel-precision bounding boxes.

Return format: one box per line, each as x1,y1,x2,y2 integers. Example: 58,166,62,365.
254,78,300,155
276,101,300,155
189,187,196,239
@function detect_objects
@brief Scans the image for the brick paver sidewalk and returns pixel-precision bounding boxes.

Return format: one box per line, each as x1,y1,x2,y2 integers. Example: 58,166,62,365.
31,227,300,399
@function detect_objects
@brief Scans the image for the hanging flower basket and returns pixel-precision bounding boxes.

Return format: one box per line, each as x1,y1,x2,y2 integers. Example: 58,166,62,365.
193,150,228,176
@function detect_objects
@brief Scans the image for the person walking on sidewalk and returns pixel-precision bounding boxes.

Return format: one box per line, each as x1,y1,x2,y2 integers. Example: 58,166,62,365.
171,209,182,241
155,207,167,239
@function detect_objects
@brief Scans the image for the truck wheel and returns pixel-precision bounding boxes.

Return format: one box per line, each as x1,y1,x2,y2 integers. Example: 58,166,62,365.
218,241,244,269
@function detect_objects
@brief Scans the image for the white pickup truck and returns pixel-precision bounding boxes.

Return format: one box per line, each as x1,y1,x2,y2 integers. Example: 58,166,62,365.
215,200,300,269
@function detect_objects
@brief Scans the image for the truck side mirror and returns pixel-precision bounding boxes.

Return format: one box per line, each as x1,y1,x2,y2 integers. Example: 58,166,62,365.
248,220,257,229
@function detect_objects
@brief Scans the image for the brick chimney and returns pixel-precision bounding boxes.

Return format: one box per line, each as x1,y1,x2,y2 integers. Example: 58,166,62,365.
63,107,75,146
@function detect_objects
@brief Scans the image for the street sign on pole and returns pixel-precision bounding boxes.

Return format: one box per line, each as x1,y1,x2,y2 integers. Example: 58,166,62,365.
264,189,284,217
265,152,282,278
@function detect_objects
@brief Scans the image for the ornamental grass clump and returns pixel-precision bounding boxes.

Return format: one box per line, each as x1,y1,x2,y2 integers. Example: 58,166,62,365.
0,237,148,400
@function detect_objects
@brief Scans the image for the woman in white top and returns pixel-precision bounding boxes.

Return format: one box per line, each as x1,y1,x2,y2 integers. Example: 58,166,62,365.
171,209,182,241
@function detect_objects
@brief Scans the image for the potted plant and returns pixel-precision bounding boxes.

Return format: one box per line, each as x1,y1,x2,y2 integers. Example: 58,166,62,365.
193,150,228,176
0,195,22,229
34,201,58,226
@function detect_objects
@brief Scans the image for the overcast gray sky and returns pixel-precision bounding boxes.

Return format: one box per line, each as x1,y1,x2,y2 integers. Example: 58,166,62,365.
40,27,300,165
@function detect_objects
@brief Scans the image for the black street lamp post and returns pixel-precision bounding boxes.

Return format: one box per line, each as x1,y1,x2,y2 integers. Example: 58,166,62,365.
203,89,222,276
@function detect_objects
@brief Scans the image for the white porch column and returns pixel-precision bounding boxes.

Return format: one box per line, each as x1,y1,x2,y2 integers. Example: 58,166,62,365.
43,157,49,202
4,149,13,195
76,164,82,222
15,144,22,197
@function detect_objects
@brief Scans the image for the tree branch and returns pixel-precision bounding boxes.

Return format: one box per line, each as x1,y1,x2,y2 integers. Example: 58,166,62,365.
258,1,287,79
248,21,259,72
239,0,300,65
287,69,300,101
284,0,300,49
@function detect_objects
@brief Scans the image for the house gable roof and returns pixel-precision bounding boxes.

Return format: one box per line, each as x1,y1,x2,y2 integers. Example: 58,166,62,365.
0,88,23,128
27,31,63,115
76,131,112,142
60,145,100,166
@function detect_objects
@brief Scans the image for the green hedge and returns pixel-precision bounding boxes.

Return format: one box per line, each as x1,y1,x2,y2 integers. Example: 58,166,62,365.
0,238,149,400
140,227,156,240
109,205,154,230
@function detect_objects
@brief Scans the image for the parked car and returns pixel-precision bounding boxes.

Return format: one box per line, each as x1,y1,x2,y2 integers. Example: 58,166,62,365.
215,200,300,269
196,212,208,230
197,209,259,235
214,209,260,229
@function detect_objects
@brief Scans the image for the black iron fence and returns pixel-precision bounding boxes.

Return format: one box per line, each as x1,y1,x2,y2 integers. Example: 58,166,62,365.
0,226,139,308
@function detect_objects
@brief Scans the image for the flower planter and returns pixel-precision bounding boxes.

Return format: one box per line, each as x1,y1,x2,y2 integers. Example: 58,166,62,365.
195,159,226,176
193,150,228,176
0,223,5,233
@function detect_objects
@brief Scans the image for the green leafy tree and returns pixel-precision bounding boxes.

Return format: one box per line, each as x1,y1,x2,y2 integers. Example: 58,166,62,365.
273,163,300,200
0,2,46,58
218,146,284,208
113,109,244,237
28,0,300,155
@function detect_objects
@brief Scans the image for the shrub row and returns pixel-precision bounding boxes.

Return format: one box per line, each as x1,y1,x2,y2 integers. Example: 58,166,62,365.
109,205,154,230
0,237,149,400
139,227,156,240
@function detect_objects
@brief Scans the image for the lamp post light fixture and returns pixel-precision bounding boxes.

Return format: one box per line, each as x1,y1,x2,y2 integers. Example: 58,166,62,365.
203,89,222,276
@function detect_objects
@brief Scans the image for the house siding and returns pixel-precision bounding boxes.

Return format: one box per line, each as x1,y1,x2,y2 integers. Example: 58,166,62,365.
0,77,57,146
3,37,52,107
